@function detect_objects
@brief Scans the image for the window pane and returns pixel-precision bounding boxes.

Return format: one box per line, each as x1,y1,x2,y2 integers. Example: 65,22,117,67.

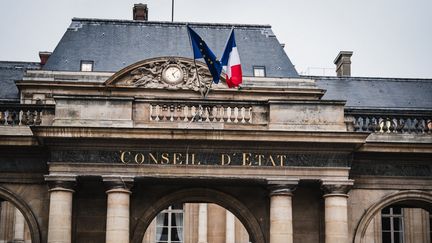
394,232,402,243
393,207,402,215
253,67,265,77
393,217,402,231
80,61,93,72
382,217,391,230
382,207,390,214
382,232,391,243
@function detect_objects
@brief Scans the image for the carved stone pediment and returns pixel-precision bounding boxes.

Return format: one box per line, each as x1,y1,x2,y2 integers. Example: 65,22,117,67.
105,57,227,93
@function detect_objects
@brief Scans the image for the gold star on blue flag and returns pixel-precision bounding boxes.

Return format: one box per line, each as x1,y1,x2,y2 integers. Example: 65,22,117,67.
187,25,222,84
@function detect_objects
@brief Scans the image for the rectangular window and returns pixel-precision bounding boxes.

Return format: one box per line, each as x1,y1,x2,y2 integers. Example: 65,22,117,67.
80,60,94,72
253,66,266,77
381,206,404,243
156,204,184,243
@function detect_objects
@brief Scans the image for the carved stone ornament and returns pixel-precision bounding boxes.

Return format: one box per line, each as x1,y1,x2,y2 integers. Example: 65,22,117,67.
105,57,227,94
321,183,353,195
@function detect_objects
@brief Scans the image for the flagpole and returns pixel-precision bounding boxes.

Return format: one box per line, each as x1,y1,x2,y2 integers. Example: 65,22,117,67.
171,0,174,22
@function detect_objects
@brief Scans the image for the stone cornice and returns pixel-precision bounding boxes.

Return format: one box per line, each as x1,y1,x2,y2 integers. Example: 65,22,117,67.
31,126,368,145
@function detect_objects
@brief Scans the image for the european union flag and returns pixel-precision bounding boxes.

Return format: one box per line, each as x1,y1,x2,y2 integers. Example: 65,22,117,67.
187,26,222,83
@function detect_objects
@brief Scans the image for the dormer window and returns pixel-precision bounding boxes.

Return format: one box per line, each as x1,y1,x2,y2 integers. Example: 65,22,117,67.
253,66,266,77
80,60,94,72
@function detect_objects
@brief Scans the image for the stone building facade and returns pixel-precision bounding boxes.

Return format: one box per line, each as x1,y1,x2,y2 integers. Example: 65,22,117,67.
0,4,431,243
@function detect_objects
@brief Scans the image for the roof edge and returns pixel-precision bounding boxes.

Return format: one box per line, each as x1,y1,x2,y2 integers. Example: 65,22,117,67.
71,17,272,29
303,75,432,82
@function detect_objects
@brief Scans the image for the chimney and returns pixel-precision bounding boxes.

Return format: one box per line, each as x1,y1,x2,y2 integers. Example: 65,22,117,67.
334,51,353,77
39,51,52,66
133,3,148,21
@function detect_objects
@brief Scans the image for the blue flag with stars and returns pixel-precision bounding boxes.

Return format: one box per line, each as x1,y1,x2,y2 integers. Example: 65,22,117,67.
187,26,222,83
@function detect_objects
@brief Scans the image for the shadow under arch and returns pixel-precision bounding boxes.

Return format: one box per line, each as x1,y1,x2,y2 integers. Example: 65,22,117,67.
0,185,41,243
353,190,432,243
131,187,266,243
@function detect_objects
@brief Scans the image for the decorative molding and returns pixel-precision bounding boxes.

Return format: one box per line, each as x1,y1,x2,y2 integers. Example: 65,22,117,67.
321,179,354,195
102,175,134,191
44,174,77,191
104,57,227,94
267,179,299,196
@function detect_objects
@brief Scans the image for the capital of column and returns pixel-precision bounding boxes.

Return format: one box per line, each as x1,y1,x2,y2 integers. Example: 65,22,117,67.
102,175,134,193
267,179,299,197
321,180,354,197
45,174,77,193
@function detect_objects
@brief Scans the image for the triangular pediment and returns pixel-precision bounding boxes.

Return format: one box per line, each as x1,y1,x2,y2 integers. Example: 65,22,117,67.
104,57,227,92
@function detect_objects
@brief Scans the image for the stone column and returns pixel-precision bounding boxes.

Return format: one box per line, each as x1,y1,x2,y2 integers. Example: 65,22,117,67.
197,203,208,243
13,208,25,243
225,210,235,243
103,176,134,243
45,175,76,243
321,180,353,243
268,179,298,243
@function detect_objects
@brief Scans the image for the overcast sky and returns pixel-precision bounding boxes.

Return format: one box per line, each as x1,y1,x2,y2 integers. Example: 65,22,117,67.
1,0,431,78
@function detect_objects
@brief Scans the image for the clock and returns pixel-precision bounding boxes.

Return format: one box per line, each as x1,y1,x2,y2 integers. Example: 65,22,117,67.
162,65,184,84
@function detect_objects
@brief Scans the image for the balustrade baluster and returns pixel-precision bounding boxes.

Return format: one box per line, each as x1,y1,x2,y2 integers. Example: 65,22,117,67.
368,117,376,132
427,119,432,134
244,107,252,123
239,107,245,123
0,110,5,125
382,117,390,133
218,106,224,122
171,105,177,121
361,117,368,132
160,105,168,121
353,116,360,131
35,110,42,125
178,105,185,122
232,107,238,123
209,106,215,122
414,118,422,133
388,118,394,133
28,110,36,125
223,106,229,122
206,106,211,122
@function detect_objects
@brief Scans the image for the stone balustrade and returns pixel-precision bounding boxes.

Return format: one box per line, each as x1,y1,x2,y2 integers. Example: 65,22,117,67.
149,103,254,124
0,104,55,126
345,109,432,134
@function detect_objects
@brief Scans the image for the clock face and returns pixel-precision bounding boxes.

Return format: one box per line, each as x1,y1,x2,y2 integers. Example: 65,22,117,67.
163,66,183,84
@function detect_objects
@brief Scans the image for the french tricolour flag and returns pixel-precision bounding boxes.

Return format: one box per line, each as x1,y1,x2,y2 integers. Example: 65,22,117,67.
220,29,242,88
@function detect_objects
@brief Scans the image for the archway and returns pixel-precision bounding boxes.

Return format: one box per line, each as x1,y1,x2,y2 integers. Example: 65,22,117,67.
0,186,41,243
353,190,432,243
131,188,266,243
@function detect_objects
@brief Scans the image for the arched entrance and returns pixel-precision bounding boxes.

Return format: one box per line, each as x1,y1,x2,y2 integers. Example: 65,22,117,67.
353,190,432,243
0,186,41,243
131,188,266,243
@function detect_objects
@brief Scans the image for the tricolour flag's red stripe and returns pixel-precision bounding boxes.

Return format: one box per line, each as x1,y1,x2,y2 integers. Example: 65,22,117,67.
226,64,242,88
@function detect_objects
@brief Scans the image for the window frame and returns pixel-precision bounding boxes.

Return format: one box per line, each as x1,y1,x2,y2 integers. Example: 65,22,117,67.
253,66,266,77
381,206,404,243
80,60,94,72
155,204,184,243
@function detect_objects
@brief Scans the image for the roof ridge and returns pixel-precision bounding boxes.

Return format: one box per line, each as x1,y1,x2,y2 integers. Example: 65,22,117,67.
71,17,271,29
304,75,432,82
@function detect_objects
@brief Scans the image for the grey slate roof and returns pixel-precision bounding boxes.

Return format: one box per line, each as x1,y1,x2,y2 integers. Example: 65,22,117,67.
0,61,41,102
43,18,299,78
314,76,432,109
